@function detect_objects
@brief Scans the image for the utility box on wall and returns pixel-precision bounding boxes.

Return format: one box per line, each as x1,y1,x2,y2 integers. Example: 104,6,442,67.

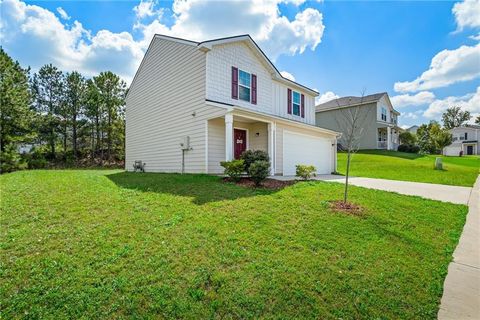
180,136,191,150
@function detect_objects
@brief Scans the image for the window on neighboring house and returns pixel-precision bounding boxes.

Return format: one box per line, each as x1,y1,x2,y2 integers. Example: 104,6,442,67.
453,137,458,141
238,70,251,102
465,132,468,140
381,107,387,121
292,91,301,116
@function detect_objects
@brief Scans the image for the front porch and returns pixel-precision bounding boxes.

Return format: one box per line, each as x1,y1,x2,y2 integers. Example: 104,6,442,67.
206,109,338,176
207,111,276,175
377,126,400,150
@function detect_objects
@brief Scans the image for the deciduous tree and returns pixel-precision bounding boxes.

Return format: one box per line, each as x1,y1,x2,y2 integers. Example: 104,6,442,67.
442,106,471,129
335,91,371,203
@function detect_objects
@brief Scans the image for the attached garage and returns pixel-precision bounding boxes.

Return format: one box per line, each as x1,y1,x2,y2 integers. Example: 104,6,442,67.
283,130,333,175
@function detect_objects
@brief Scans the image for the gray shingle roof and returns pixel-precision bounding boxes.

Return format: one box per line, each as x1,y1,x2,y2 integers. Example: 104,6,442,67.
316,92,387,112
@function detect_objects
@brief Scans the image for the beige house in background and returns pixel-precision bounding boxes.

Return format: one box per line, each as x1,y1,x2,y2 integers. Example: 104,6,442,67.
126,34,339,176
315,92,402,150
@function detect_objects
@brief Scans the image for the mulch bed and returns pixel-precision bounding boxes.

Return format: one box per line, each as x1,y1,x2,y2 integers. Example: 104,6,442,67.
330,200,364,216
223,177,296,189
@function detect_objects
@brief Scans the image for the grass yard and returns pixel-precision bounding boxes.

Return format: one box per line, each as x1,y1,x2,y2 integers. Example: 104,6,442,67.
1,170,468,319
338,150,479,187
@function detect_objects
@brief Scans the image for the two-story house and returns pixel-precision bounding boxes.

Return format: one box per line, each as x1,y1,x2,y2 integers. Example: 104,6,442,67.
126,35,339,175
443,125,479,156
315,92,401,150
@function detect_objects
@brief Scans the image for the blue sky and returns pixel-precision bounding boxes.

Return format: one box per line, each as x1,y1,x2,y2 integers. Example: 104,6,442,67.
2,0,479,128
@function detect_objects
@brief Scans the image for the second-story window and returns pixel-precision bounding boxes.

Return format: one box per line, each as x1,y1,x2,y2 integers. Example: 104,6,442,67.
381,107,387,121
238,70,251,102
292,91,301,116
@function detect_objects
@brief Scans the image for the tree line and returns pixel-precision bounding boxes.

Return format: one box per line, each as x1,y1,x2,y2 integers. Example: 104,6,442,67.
1,48,127,172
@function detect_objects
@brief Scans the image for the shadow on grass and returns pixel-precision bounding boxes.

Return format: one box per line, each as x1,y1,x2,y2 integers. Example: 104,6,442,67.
106,172,278,205
350,149,424,160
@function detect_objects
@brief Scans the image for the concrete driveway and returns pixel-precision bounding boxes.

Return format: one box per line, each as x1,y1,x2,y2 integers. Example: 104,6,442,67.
273,175,472,205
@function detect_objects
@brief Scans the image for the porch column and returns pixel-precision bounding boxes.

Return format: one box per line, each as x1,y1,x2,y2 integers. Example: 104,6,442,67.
225,113,234,161
387,127,392,150
268,122,276,175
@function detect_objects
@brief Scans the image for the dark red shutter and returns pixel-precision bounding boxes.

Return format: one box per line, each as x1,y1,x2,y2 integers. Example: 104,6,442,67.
301,94,305,118
231,67,238,99
287,88,292,114
251,74,257,104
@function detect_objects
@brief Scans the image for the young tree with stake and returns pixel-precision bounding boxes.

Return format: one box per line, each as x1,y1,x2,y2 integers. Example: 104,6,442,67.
335,92,372,203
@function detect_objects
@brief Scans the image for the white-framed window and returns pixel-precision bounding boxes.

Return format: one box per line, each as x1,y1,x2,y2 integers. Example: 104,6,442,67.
238,69,251,102
381,107,387,121
292,90,301,116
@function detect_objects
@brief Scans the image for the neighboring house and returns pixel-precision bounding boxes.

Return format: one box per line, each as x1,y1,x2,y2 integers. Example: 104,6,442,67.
315,92,402,150
443,125,480,156
407,125,418,134
126,34,339,175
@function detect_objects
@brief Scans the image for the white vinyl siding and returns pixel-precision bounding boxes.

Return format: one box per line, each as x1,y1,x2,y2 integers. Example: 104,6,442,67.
125,37,225,173
272,81,316,124
207,118,226,174
205,41,316,125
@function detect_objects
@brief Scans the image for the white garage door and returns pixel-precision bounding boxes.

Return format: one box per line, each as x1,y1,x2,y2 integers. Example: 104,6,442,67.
283,131,332,175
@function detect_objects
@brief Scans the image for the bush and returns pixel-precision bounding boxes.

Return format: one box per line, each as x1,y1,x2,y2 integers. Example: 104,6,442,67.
241,150,270,172
220,159,244,182
26,150,48,169
0,144,27,173
398,144,420,153
248,160,270,187
296,164,316,180
399,131,417,145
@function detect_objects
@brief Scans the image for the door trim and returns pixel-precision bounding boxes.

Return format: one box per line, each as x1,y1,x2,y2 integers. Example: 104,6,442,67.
232,127,250,159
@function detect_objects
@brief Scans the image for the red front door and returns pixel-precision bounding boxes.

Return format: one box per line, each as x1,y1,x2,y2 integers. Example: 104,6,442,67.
234,129,247,159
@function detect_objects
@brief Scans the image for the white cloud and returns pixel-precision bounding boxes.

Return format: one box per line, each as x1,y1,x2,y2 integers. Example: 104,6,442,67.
280,71,295,81
423,86,480,120
56,7,70,20
390,91,435,108
394,43,480,92
1,0,326,84
135,0,325,61
402,110,424,120
315,91,339,105
0,0,144,83
452,0,480,31
469,33,480,40
133,0,162,19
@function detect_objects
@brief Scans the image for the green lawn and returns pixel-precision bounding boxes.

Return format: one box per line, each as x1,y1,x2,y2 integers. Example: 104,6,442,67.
1,170,468,319
338,150,479,186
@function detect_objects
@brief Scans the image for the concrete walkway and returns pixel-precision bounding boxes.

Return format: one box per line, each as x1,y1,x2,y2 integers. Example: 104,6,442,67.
273,175,472,205
438,176,480,319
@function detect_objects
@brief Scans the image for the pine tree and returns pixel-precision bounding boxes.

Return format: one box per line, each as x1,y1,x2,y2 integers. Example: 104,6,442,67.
31,64,64,159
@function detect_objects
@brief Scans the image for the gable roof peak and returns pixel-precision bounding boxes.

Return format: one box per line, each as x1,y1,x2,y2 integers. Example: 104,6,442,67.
152,33,318,96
